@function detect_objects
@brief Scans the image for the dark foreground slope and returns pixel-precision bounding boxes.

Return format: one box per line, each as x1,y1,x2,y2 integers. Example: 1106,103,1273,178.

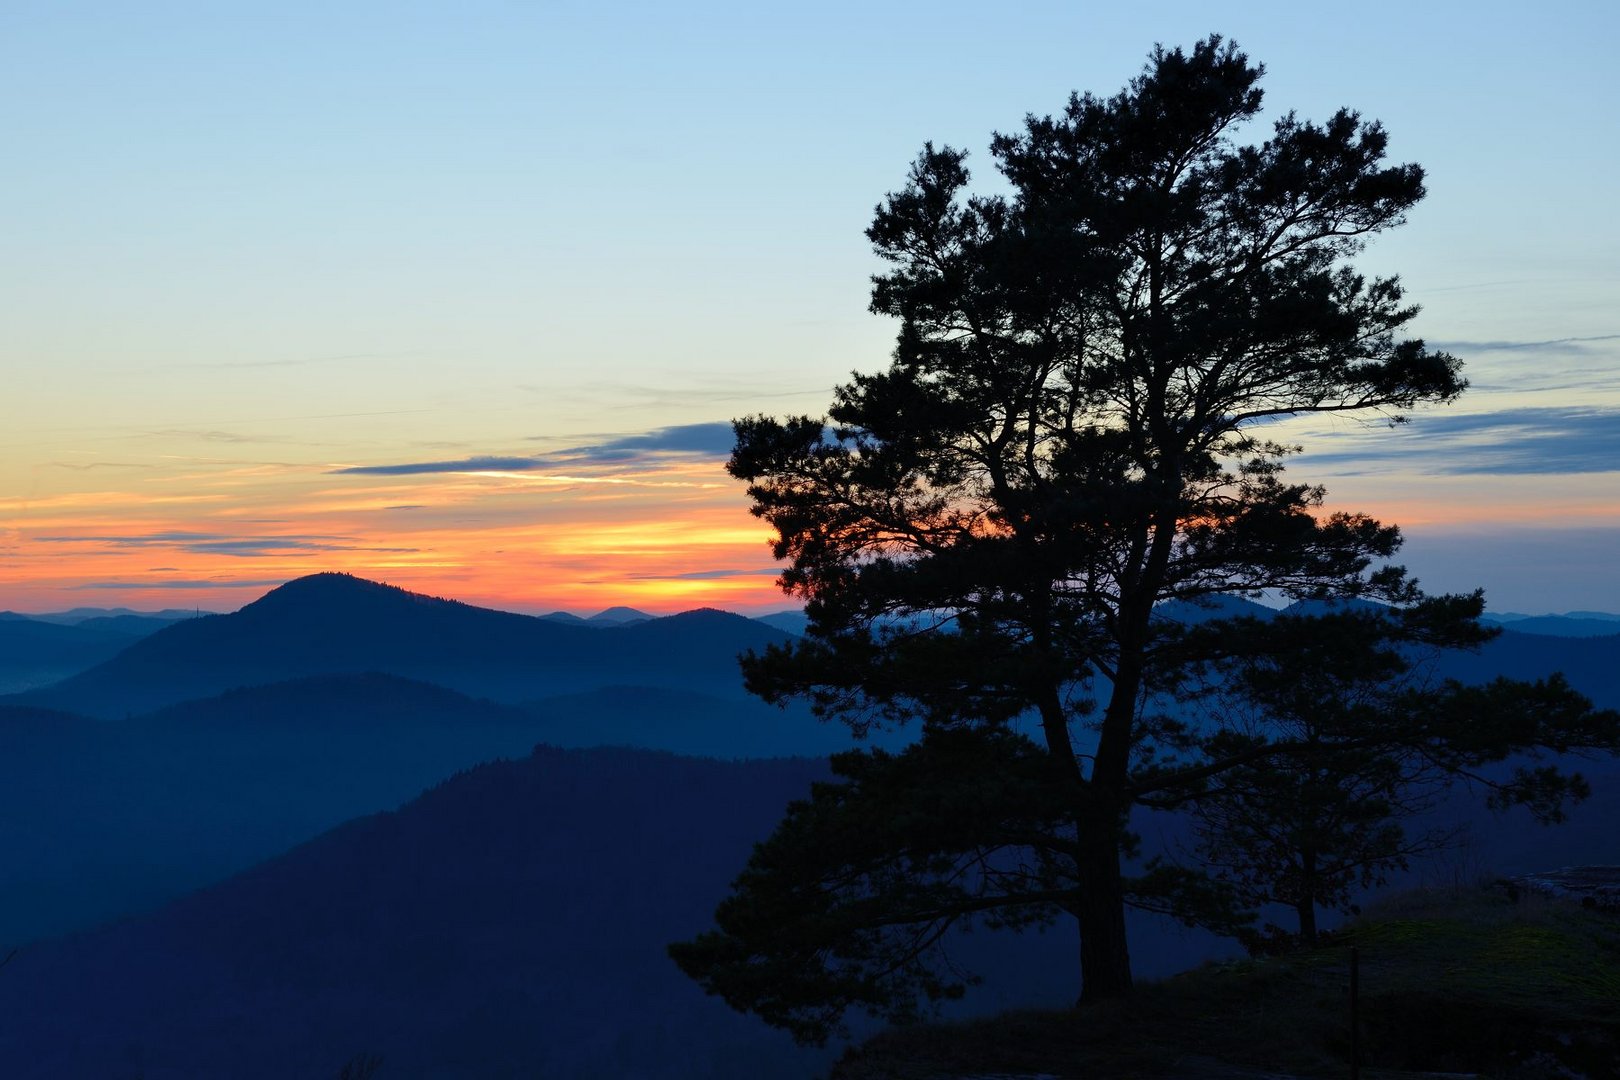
7,573,794,717
0,748,838,1080
832,884,1620,1079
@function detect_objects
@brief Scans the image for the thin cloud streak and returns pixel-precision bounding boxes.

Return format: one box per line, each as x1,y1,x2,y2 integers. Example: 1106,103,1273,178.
626,568,779,581
1433,333,1620,354
331,422,737,478
35,532,419,558
1298,406,1620,476
69,578,289,591
333,456,549,476
549,422,735,461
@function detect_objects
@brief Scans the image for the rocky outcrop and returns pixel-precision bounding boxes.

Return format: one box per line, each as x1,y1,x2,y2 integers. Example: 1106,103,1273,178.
1507,865,1620,910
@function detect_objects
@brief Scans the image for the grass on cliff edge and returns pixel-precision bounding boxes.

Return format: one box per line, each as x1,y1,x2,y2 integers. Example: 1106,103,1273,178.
831,885,1620,1079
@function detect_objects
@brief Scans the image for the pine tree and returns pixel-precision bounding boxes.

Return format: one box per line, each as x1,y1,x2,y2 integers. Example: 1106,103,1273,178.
671,37,1618,1040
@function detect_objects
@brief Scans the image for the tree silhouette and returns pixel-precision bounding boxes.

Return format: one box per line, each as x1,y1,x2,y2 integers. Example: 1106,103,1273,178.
1182,601,1606,949
671,36,1619,1039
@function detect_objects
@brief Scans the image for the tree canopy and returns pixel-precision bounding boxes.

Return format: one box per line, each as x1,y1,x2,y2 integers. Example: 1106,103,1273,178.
670,36,1619,1040
1182,602,1611,949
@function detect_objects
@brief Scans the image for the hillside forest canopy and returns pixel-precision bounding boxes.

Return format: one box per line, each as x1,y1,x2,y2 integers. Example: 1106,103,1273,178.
670,36,1620,1042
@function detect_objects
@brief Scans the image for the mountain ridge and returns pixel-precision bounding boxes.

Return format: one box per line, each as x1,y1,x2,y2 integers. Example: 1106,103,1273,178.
4,573,794,718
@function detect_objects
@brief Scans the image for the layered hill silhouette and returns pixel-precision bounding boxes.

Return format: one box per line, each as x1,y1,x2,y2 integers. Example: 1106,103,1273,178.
0,612,181,694
0,675,540,942
2,746,1614,1080
0,748,838,1079
1,574,1616,1079
0,746,1099,1080
3,573,1614,948
5,573,794,717
0,668,879,945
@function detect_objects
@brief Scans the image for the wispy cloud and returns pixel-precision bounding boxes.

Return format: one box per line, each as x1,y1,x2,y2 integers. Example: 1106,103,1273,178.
626,567,779,581
45,461,160,471
1431,333,1620,356
1300,406,1620,475
549,422,736,462
137,429,291,445
36,532,418,558
333,456,548,476
69,578,288,591
161,349,444,372
333,421,738,477
521,381,833,411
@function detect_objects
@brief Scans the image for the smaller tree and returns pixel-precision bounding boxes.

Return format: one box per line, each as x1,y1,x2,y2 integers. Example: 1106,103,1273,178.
1177,598,1611,949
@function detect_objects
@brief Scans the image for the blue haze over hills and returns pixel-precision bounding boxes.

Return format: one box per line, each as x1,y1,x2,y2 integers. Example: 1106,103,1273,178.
0,573,1616,1077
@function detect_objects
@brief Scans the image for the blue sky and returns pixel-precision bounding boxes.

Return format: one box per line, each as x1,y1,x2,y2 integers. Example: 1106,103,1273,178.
2,1,1616,613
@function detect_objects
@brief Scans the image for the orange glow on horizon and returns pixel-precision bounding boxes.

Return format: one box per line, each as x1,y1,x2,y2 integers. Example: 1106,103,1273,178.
0,454,797,616
6,440,1617,616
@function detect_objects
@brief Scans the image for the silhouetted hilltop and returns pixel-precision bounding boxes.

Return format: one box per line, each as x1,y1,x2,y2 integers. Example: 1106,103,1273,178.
1482,614,1620,637
1155,595,1620,709
0,747,839,1080
755,609,809,636
0,673,552,943
0,606,206,625
0,668,877,945
0,615,162,694
1154,593,1276,625
587,604,655,624
6,573,794,717
1440,627,1620,709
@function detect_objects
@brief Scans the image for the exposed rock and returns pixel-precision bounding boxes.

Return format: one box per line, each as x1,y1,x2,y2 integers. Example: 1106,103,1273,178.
1506,865,1620,911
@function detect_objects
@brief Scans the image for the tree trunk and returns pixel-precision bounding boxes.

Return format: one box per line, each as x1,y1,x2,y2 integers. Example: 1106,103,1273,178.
1073,806,1133,1000
1295,897,1318,944
1297,849,1319,943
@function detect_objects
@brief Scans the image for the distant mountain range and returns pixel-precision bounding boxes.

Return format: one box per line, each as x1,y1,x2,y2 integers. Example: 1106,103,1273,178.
0,572,1616,1080
0,606,211,625
539,604,655,626
0,670,889,945
5,581,1613,711
0,609,192,695
0,573,891,945
1481,612,1620,637
2,573,796,717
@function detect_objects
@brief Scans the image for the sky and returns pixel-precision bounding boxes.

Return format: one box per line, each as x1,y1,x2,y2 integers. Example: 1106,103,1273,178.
2,1,1617,616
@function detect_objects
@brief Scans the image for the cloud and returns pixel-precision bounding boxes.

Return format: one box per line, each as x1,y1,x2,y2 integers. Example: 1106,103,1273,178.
1430,333,1620,356
333,456,547,476
139,429,287,445
1299,406,1620,475
333,422,738,477
165,349,440,372
551,422,736,462
518,381,834,411
46,461,160,471
36,532,418,558
69,578,288,591
626,567,780,581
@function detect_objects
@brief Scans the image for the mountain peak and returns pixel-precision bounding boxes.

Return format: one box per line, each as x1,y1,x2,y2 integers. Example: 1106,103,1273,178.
241,573,458,615
586,605,654,624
